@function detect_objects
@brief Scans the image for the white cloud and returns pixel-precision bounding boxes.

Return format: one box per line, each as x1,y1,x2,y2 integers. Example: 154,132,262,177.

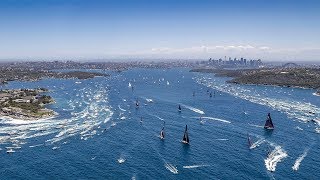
259,46,271,50
149,45,270,54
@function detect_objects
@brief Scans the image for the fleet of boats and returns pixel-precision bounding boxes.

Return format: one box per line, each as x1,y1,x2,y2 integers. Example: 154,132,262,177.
134,92,273,147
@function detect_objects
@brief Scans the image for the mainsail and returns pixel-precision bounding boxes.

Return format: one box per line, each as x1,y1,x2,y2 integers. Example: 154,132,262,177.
264,113,274,129
182,125,189,144
160,127,165,139
160,122,165,139
247,133,252,148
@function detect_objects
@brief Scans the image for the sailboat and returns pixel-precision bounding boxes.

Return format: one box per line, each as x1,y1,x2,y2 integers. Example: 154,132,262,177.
247,133,253,148
160,122,165,140
181,125,190,144
178,104,182,112
264,113,274,130
135,100,139,109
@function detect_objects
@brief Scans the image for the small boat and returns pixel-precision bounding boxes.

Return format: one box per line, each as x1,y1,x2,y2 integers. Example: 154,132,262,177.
178,104,182,112
209,92,212,98
247,133,253,148
264,113,274,130
135,100,139,108
181,125,190,144
52,146,60,150
118,157,126,164
146,98,153,103
6,149,15,154
160,128,165,139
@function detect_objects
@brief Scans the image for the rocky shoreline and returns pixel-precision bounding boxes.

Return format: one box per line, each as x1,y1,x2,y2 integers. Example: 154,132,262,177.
0,88,56,120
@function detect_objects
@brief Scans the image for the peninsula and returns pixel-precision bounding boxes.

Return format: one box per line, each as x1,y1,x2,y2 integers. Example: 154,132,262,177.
0,88,55,120
0,69,109,84
191,67,320,90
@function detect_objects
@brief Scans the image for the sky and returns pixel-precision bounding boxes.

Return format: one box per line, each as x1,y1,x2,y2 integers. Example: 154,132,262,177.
0,0,319,61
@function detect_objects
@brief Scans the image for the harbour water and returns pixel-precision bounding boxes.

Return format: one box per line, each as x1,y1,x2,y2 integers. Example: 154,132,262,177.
0,68,319,179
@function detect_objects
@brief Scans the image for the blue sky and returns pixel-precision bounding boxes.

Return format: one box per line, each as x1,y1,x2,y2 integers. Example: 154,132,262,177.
0,0,319,61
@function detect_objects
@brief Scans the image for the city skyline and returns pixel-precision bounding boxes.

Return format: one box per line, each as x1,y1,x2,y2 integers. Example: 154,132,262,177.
0,0,319,61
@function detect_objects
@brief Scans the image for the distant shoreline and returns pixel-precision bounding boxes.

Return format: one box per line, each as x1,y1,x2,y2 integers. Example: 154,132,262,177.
191,67,320,91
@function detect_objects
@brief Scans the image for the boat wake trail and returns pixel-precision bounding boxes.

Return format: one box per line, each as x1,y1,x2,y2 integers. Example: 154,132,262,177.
165,163,179,174
248,123,264,128
201,116,231,124
147,113,165,121
264,145,288,172
118,105,126,112
182,104,205,115
250,138,265,149
183,164,210,169
292,149,309,171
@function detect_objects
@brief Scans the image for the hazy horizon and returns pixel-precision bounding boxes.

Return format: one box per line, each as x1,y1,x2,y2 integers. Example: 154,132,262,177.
1,0,319,61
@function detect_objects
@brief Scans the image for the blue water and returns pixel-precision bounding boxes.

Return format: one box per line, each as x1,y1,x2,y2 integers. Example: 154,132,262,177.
0,68,319,179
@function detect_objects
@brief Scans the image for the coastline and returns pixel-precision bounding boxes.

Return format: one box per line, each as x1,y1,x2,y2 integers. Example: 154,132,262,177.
191,67,320,91
0,88,57,121
0,110,58,123
0,109,58,122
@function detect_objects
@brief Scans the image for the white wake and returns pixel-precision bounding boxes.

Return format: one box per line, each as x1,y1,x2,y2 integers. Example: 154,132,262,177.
182,104,205,115
0,84,113,152
292,149,309,171
183,164,210,169
264,145,288,172
165,163,179,174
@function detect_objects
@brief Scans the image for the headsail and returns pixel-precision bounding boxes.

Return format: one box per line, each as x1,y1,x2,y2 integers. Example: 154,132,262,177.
264,113,274,129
